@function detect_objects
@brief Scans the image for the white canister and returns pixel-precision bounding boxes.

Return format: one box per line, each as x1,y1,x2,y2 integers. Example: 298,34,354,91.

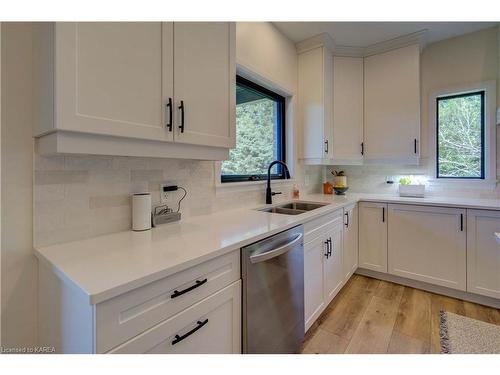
132,193,152,231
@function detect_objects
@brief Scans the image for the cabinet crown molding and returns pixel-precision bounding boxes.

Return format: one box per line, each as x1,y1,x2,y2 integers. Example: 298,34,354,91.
296,33,335,54
334,29,428,57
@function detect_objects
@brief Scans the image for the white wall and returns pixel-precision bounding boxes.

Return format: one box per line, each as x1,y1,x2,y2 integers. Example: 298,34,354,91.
1,23,37,349
329,27,499,199
236,22,297,94
420,26,498,162
235,22,309,177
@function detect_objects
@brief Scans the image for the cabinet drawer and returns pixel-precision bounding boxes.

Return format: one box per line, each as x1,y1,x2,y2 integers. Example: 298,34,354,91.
304,209,343,244
109,280,241,354
96,250,240,353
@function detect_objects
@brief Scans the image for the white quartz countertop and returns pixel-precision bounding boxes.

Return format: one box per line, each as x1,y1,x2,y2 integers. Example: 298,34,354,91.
34,193,499,304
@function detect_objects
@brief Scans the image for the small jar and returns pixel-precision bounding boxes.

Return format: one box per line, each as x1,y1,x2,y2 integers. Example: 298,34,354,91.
323,182,333,195
292,184,300,199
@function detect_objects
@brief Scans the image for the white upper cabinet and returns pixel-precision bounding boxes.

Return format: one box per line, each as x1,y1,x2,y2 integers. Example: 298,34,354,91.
388,204,466,291
298,34,334,163
53,22,173,142
466,209,500,299
364,45,420,164
33,22,235,160
332,56,364,164
298,34,421,166
173,23,235,148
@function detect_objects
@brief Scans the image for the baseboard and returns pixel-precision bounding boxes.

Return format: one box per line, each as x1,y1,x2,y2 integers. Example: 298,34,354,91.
355,268,500,309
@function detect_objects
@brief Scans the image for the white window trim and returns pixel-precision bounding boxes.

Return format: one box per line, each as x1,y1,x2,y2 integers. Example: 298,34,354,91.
215,64,296,193
428,80,497,188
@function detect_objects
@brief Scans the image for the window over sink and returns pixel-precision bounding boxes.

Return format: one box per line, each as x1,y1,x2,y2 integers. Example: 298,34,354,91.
221,76,286,183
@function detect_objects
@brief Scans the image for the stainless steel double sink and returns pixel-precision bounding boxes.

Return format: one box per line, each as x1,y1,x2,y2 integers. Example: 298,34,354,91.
257,201,328,215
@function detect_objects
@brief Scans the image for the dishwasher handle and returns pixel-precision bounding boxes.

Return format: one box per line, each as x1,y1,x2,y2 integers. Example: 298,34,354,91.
249,233,303,264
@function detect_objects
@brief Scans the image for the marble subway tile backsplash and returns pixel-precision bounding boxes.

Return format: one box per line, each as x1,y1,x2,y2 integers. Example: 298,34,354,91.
34,155,323,247
324,164,500,199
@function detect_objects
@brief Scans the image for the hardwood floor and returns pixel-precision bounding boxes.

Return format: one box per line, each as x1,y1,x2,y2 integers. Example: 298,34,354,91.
301,275,500,354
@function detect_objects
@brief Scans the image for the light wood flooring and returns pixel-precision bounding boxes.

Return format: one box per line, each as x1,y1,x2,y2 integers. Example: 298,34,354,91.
301,274,500,354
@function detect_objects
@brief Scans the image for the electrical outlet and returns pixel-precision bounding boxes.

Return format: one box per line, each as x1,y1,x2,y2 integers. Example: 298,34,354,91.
160,184,169,203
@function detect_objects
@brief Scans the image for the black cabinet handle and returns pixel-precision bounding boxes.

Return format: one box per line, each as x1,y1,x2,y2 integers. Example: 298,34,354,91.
166,97,173,132
460,213,463,231
171,319,208,346
324,140,329,154
178,100,185,133
324,239,329,258
382,207,385,223
345,212,349,228
414,139,418,154
327,237,332,257
171,278,207,299
361,142,364,156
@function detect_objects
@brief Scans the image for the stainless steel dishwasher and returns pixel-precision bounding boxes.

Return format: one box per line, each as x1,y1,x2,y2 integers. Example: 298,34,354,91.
242,225,304,353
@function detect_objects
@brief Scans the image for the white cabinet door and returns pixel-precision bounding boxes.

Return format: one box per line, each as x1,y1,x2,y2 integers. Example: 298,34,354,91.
299,46,333,161
343,203,359,282
304,235,327,331
55,22,174,142
333,56,364,164
109,281,241,354
364,45,420,164
467,209,500,298
323,224,344,304
388,204,466,291
359,202,388,273
173,22,235,148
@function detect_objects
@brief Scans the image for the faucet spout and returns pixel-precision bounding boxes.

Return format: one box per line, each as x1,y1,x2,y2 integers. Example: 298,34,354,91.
266,160,291,204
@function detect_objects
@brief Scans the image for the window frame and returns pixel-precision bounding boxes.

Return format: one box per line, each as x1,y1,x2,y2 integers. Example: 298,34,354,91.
428,80,497,188
435,90,485,180
221,75,286,183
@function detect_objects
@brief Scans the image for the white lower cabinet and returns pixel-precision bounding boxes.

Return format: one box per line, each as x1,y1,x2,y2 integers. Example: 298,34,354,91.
109,281,241,354
359,202,388,272
304,235,327,330
323,224,344,302
342,203,358,282
388,204,466,291
467,209,500,299
304,210,345,332
38,250,241,354
96,250,240,353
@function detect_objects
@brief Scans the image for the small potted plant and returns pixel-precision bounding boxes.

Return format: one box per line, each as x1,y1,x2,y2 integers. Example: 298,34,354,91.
398,176,425,197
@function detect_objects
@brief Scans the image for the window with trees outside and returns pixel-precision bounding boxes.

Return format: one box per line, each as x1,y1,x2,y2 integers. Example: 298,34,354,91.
221,76,286,183
436,91,485,179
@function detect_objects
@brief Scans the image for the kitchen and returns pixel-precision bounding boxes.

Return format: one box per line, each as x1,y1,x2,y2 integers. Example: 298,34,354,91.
0,1,499,371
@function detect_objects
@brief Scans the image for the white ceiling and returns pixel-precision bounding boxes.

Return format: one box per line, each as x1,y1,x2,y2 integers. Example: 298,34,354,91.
273,22,498,47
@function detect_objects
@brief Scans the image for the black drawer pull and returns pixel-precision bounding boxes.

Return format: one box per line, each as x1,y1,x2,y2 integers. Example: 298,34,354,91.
171,278,207,299
166,97,173,131
178,100,185,133
171,319,208,346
